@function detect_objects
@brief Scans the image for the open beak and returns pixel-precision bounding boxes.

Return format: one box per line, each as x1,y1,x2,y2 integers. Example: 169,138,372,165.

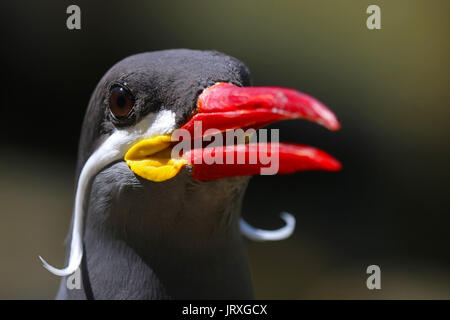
125,83,341,182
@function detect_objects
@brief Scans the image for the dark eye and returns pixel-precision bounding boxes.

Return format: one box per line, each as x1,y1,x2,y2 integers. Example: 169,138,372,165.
108,85,135,118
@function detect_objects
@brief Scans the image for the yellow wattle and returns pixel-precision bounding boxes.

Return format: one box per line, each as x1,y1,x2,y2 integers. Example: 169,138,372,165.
124,135,187,182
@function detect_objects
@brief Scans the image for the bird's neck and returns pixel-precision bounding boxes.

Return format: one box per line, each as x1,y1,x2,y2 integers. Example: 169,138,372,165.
60,168,253,299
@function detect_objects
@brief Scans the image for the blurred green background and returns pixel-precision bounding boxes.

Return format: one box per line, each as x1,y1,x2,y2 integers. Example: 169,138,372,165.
1,0,449,299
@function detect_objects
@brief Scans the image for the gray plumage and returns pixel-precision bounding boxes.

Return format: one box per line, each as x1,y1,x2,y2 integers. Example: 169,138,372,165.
57,49,254,299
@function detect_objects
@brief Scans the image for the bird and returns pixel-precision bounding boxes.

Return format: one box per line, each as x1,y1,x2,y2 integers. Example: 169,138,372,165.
39,49,341,299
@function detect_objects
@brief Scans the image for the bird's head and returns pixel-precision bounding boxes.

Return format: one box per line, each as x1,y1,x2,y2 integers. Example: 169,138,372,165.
41,49,341,277
79,49,340,181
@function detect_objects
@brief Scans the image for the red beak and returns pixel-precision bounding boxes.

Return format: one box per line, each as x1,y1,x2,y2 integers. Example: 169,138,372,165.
179,83,341,180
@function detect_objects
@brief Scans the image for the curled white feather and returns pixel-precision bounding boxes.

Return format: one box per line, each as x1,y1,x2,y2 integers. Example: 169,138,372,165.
239,212,296,241
39,111,176,276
